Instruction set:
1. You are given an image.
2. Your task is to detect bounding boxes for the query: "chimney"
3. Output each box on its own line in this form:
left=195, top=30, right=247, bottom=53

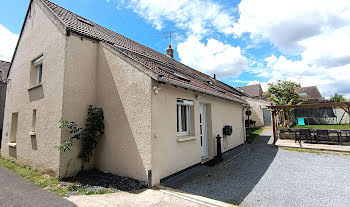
left=166, top=45, right=174, bottom=58
left=213, top=74, right=216, bottom=80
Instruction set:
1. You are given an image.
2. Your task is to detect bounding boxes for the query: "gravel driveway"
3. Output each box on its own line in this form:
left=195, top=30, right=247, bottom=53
left=179, top=128, right=350, bottom=207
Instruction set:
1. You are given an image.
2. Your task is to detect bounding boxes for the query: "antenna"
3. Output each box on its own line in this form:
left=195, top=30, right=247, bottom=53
left=157, top=30, right=184, bottom=47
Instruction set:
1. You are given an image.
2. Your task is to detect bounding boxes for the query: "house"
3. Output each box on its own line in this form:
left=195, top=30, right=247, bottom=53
left=295, top=86, right=324, bottom=102
left=1, top=0, right=248, bottom=186
left=0, top=60, right=10, bottom=147
left=237, top=84, right=263, bottom=99
left=236, top=84, right=272, bottom=127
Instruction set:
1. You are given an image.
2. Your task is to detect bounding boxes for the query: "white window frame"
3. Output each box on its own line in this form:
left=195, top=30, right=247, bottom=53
left=32, top=55, right=43, bottom=85
left=177, top=99, right=193, bottom=136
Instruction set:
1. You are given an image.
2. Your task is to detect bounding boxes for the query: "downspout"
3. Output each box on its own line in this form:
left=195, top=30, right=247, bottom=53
left=242, top=105, right=248, bottom=143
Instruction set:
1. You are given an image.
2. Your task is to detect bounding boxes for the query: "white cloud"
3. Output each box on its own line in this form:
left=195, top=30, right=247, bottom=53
left=126, top=0, right=235, bottom=36
left=263, top=54, right=350, bottom=98
left=177, top=36, right=247, bottom=78
left=234, top=0, right=350, bottom=97
left=0, top=24, right=18, bottom=61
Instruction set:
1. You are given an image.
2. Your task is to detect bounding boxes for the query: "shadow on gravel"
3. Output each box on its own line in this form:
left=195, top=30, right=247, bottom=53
left=175, top=135, right=278, bottom=204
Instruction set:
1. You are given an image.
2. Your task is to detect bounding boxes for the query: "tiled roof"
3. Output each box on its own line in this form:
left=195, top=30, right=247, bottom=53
left=236, top=84, right=262, bottom=99
left=295, top=86, right=324, bottom=100
left=40, top=0, right=247, bottom=104
left=0, top=60, right=10, bottom=83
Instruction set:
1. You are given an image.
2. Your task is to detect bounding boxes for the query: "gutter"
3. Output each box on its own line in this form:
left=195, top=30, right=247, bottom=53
left=158, top=76, right=248, bottom=106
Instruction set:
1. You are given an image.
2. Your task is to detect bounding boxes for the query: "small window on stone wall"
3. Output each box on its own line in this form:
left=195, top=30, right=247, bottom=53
left=10, top=112, right=18, bottom=143
left=31, top=109, right=36, bottom=133
left=30, top=55, right=44, bottom=87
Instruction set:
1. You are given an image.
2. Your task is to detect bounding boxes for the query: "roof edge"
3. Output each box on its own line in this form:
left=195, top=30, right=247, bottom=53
left=100, top=42, right=160, bottom=81
left=159, top=76, right=248, bottom=105
left=7, top=0, right=68, bottom=79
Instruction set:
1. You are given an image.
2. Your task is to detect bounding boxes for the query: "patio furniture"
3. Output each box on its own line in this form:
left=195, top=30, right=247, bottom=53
left=296, top=129, right=312, bottom=143
left=315, top=130, right=330, bottom=144
left=298, top=118, right=305, bottom=126
left=279, top=129, right=287, bottom=139
left=337, top=130, right=350, bottom=144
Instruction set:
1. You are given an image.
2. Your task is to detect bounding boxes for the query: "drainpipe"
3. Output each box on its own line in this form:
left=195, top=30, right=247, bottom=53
left=242, top=105, right=247, bottom=143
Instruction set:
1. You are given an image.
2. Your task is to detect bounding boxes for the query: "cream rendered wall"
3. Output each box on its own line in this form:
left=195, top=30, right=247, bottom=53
left=59, top=35, right=98, bottom=178
left=151, top=82, right=244, bottom=185
left=94, top=44, right=152, bottom=182
left=1, top=0, right=66, bottom=176
left=245, top=98, right=272, bottom=127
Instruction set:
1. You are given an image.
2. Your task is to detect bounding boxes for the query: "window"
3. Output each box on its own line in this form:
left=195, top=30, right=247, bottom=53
left=31, top=109, right=36, bottom=133
left=35, top=64, right=42, bottom=85
left=31, top=55, right=43, bottom=86
left=10, top=112, right=18, bottom=143
left=177, top=99, right=193, bottom=136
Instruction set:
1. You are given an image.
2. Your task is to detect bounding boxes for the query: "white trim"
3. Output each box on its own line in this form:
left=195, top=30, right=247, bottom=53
left=177, top=99, right=193, bottom=106
left=32, top=55, right=44, bottom=66
left=7, top=143, right=16, bottom=147
left=29, top=131, right=36, bottom=136
left=177, top=101, right=191, bottom=136
left=200, top=103, right=208, bottom=158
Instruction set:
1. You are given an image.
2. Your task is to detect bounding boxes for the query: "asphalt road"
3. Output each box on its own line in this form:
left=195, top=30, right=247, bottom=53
left=179, top=128, right=350, bottom=207
left=0, top=166, right=75, bottom=207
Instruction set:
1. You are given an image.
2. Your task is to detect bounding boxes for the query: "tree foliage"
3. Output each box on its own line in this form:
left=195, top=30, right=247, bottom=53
left=267, top=81, right=301, bottom=127
left=267, top=80, right=300, bottom=104
left=56, top=105, right=104, bottom=163
left=330, top=93, right=346, bottom=103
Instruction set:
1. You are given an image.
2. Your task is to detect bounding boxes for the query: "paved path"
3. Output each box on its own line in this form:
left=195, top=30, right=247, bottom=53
left=67, top=187, right=235, bottom=207
left=177, top=128, right=350, bottom=207
left=0, top=166, right=75, bottom=207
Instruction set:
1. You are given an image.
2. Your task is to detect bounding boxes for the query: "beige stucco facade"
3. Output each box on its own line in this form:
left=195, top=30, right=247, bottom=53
left=1, top=0, right=246, bottom=185
left=151, top=83, right=245, bottom=185
left=1, top=0, right=66, bottom=176
left=244, top=98, right=272, bottom=127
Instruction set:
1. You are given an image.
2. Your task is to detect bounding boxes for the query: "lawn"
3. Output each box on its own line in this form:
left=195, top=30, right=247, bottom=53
left=279, top=124, right=350, bottom=130
left=246, top=127, right=264, bottom=144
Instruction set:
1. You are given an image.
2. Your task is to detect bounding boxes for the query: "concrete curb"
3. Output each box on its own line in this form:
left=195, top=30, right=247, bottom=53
left=156, top=185, right=237, bottom=207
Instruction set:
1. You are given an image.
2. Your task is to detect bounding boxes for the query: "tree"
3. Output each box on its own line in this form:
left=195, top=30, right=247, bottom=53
left=330, top=93, right=346, bottom=103
left=267, top=80, right=301, bottom=127
left=267, top=80, right=300, bottom=104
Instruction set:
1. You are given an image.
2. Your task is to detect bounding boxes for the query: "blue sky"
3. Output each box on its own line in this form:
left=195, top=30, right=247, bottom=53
left=1, top=0, right=350, bottom=98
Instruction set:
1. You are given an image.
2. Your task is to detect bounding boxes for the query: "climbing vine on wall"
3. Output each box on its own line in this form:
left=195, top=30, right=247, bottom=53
left=56, top=105, right=104, bottom=163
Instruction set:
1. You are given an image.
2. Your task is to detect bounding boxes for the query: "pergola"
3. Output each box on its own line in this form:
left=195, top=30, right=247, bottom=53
left=267, top=102, right=350, bottom=144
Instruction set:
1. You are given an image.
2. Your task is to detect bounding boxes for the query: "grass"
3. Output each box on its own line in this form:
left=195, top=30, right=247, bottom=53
left=281, top=147, right=350, bottom=156
left=246, top=127, right=264, bottom=144
left=279, top=124, right=350, bottom=130
left=0, top=155, right=117, bottom=197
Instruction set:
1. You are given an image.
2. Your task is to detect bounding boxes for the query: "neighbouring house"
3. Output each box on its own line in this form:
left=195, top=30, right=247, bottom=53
left=237, top=84, right=273, bottom=127
left=293, top=86, right=347, bottom=125
left=0, top=60, right=10, bottom=147
left=1, top=0, right=249, bottom=186
left=237, top=84, right=263, bottom=99
left=295, top=86, right=324, bottom=102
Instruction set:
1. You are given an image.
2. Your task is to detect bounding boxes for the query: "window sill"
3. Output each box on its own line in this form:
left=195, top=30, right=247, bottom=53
left=177, top=136, right=197, bottom=142
left=29, top=131, right=36, bottom=136
left=28, top=83, right=43, bottom=91
left=7, top=142, right=17, bottom=148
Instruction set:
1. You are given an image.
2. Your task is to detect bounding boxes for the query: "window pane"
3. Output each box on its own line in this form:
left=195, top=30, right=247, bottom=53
left=181, top=105, right=187, bottom=132
left=176, top=105, right=179, bottom=132
left=36, top=64, right=42, bottom=84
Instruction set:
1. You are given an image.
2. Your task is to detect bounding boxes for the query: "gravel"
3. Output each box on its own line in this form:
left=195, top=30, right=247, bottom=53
left=179, top=129, right=350, bottom=207
left=60, top=169, right=147, bottom=197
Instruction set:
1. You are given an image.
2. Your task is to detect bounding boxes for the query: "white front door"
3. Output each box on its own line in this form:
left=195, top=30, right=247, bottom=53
left=200, top=103, right=208, bottom=158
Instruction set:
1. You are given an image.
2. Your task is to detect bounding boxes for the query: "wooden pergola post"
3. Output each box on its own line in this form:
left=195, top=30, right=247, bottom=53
left=272, top=110, right=277, bottom=144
